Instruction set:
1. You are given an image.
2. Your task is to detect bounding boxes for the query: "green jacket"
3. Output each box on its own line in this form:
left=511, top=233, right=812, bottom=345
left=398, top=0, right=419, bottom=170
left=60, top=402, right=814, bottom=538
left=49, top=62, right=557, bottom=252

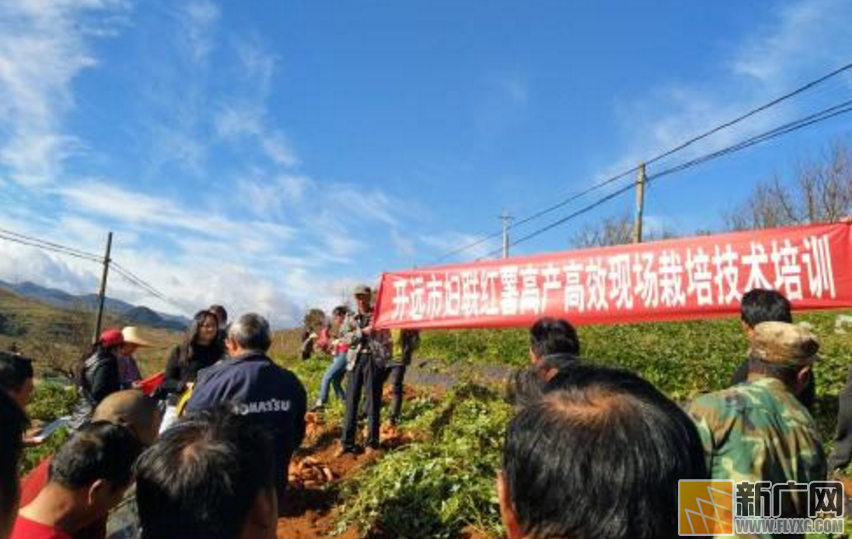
left=687, top=377, right=826, bottom=528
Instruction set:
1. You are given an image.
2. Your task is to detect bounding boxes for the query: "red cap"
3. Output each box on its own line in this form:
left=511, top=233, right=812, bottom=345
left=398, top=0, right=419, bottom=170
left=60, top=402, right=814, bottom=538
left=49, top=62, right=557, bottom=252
left=99, top=328, right=124, bottom=348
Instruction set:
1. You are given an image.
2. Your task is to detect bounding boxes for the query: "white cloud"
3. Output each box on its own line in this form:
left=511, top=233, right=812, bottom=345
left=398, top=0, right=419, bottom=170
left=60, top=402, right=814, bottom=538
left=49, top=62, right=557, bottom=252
left=180, top=0, right=220, bottom=63
left=605, top=0, right=852, bottom=192
left=0, top=241, right=99, bottom=293
left=730, top=0, right=852, bottom=88
left=0, top=0, right=126, bottom=185
left=237, top=174, right=313, bottom=218
left=326, top=185, right=398, bottom=227
left=0, top=2, right=426, bottom=326
left=214, top=106, right=299, bottom=167
left=211, top=38, right=300, bottom=168
left=260, top=132, right=299, bottom=167
left=235, top=40, right=277, bottom=97
left=278, top=174, right=310, bottom=202
left=54, top=180, right=295, bottom=254
left=215, top=105, right=263, bottom=138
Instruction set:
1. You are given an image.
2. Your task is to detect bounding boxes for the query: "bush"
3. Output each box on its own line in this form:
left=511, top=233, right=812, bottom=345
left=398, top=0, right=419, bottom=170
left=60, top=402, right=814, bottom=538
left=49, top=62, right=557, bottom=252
left=27, top=382, right=78, bottom=423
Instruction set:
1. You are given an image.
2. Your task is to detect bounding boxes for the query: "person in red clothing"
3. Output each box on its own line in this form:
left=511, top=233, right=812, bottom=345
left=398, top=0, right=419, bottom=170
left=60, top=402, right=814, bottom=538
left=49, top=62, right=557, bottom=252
left=11, top=422, right=142, bottom=539
left=19, top=390, right=160, bottom=539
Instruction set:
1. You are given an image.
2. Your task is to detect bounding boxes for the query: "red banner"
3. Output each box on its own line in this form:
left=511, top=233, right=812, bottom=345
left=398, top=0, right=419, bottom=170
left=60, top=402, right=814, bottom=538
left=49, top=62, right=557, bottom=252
left=373, top=223, right=852, bottom=329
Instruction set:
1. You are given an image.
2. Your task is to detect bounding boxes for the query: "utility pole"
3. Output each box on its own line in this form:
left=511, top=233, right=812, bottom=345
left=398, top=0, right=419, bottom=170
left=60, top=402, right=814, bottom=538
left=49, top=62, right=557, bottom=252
left=92, top=232, right=113, bottom=345
left=500, top=209, right=514, bottom=259
left=633, top=163, right=646, bottom=244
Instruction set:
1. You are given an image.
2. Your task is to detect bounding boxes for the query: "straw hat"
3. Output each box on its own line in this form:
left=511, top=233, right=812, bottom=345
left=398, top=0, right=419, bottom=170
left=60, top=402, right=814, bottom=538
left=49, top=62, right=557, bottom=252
left=121, top=327, right=153, bottom=347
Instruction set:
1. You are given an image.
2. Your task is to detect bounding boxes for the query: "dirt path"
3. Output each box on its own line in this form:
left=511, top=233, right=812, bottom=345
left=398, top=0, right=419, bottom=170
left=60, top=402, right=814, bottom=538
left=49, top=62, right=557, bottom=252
left=276, top=363, right=513, bottom=539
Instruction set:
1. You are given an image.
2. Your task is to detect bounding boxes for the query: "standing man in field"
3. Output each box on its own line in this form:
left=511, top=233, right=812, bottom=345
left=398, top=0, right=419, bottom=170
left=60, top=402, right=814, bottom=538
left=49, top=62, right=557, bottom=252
left=338, top=285, right=390, bottom=455
left=185, top=313, right=307, bottom=507
left=688, top=322, right=826, bottom=528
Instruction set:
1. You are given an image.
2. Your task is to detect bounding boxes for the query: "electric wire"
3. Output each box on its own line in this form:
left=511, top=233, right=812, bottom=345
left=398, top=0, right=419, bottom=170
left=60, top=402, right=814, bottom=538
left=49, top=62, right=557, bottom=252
left=431, top=60, right=852, bottom=264
left=479, top=96, right=852, bottom=257
left=0, top=227, right=181, bottom=309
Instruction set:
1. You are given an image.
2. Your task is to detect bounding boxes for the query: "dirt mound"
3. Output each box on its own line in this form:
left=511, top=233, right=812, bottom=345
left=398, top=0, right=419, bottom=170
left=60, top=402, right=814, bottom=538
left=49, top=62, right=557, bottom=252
left=278, top=413, right=416, bottom=539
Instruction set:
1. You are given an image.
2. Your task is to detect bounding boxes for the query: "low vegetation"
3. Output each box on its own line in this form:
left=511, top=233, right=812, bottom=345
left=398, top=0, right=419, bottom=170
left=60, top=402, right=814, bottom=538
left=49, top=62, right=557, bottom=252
left=18, top=303, right=852, bottom=538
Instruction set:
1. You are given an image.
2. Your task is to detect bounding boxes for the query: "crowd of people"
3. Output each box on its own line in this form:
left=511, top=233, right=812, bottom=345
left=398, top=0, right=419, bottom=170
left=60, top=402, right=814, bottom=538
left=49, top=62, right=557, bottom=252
left=0, top=286, right=850, bottom=539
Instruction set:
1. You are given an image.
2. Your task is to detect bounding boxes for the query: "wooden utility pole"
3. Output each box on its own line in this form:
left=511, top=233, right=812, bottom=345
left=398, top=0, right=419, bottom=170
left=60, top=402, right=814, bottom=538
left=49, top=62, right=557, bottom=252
left=633, top=164, right=646, bottom=244
left=501, top=210, right=513, bottom=259
left=92, top=232, right=113, bottom=345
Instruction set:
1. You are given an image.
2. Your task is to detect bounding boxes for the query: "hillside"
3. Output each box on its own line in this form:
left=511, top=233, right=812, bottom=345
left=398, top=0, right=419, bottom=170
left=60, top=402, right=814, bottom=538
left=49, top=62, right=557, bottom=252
left=0, top=288, right=180, bottom=378
left=0, top=279, right=189, bottom=330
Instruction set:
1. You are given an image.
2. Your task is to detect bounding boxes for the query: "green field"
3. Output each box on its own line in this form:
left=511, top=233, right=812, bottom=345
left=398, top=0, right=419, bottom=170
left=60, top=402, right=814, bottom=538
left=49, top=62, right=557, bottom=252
left=14, top=288, right=852, bottom=538
left=278, top=310, right=852, bottom=538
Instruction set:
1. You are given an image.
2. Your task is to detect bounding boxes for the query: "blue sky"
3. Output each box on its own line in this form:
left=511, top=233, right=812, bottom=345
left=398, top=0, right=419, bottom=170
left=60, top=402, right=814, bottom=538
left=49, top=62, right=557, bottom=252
left=0, top=0, right=851, bottom=325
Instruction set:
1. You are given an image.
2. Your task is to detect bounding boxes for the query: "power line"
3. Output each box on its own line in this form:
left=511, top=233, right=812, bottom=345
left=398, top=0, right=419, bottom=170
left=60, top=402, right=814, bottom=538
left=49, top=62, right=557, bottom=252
left=0, top=228, right=102, bottom=262
left=0, top=226, right=181, bottom=310
left=481, top=183, right=636, bottom=258
left=482, top=96, right=852, bottom=257
left=0, top=231, right=102, bottom=263
left=431, top=59, right=852, bottom=264
left=111, top=262, right=174, bottom=305
left=648, top=98, right=852, bottom=182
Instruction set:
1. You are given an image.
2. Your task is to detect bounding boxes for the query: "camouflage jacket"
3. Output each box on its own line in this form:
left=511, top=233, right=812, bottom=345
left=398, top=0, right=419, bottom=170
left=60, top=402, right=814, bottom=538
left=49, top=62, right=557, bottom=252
left=339, top=310, right=391, bottom=371
left=688, top=377, right=826, bottom=524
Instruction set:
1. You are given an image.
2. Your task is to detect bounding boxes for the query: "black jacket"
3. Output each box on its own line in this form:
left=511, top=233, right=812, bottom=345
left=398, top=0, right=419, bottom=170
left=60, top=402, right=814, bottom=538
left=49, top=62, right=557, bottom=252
left=159, top=342, right=224, bottom=398
left=829, top=367, right=852, bottom=471
left=80, top=348, right=120, bottom=405
left=185, top=352, right=307, bottom=494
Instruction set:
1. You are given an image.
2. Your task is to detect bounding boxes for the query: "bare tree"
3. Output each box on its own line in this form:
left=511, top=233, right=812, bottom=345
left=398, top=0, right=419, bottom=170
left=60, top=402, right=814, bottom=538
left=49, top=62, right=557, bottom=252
left=34, top=311, right=92, bottom=380
left=571, top=211, right=678, bottom=248
left=571, top=212, right=635, bottom=248
left=724, top=140, right=852, bottom=230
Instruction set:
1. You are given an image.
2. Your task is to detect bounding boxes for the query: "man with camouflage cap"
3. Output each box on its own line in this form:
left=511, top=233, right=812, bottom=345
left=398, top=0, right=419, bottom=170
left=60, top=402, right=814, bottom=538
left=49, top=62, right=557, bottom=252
left=688, top=321, right=826, bottom=529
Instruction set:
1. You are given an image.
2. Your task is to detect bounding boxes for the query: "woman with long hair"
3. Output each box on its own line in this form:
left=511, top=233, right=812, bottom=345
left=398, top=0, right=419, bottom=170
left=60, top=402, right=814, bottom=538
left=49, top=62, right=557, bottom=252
left=157, top=310, right=224, bottom=403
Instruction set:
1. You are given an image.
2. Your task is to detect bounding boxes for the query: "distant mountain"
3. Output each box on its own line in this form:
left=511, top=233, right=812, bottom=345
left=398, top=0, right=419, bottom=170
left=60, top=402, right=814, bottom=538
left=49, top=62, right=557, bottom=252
left=0, top=280, right=189, bottom=331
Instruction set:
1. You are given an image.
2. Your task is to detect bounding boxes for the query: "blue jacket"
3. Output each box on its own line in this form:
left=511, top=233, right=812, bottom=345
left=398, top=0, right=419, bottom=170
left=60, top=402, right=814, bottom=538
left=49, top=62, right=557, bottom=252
left=185, top=352, right=307, bottom=493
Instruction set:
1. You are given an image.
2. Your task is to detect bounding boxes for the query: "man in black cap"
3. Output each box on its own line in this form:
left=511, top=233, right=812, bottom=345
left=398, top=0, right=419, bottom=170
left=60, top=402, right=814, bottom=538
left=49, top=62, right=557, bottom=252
left=337, top=285, right=390, bottom=456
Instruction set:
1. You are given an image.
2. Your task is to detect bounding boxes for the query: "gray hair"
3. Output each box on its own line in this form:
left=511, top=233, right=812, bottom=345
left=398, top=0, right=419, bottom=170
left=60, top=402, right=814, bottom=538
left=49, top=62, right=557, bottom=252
left=227, top=313, right=272, bottom=352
